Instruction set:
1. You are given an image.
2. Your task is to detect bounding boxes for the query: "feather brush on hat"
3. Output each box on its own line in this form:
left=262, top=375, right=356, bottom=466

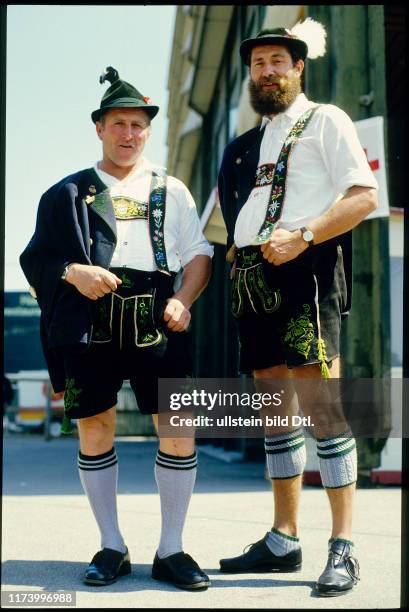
left=291, top=17, right=327, bottom=59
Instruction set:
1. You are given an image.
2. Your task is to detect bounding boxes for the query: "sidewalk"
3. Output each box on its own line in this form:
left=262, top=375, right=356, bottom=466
left=2, top=435, right=401, bottom=608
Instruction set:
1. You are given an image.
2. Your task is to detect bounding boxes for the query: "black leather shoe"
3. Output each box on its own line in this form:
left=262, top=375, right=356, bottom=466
left=316, top=539, right=360, bottom=596
left=219, top=533, right=302, bottom=573
left=152, top=552, right=211, bottom=590
left=84, top=547, right=131, bottom=586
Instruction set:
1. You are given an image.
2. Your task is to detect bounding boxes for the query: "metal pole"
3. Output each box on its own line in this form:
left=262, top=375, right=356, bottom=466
left=44, top=381, right=52, bottom=441
left=401, top=189, right=408, bottom=608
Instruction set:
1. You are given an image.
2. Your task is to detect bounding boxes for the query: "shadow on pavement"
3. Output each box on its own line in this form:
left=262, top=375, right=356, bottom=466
left=1, top=559, right=316, bottom=593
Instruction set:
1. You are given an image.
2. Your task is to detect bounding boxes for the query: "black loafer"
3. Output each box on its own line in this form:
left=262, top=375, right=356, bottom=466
left=84, top=547, right=131, bottom=586
left=316, top=539, right=360, bottom=596
left=219, top=532, right=302, bottom=573
left=152, top=552, right=211, bottom=590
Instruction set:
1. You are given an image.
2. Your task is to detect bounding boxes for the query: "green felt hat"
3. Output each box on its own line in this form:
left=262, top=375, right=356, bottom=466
left=240, top=28, right=308, bottom=65
left=91, top=66, right=159, bottom=124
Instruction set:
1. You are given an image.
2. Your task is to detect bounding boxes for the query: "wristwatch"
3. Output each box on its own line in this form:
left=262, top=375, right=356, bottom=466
left=300, top=226, right=314, bottom=247
left=61, top=263, right=73, bottom=282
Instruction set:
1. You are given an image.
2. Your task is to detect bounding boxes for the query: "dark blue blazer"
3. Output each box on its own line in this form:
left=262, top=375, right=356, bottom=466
left=20, top=168, right=118, bottom=391
left=217, top=125, right=353, bottom=315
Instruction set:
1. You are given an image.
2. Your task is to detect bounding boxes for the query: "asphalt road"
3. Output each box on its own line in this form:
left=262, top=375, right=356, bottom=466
left=2, top=434, right=402, bottom=608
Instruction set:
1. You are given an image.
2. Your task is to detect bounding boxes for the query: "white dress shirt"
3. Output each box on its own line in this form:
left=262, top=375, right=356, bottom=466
left=234, top=93, right=378, bottom=248
left=94, top=158, right=213, bottom=272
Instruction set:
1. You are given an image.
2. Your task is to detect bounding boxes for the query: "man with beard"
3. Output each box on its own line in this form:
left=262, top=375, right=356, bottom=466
left=217, top=23, right=378, bottom=596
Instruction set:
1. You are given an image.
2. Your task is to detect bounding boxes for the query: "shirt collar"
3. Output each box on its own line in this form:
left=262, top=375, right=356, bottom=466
left=94, top=157, right=150, bottom=185
left=260, top=93, right=311, bottom=130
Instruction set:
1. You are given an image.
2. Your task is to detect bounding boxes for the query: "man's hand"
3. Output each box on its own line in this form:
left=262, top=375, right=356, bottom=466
left=163, top=297, right=191, bottom=332
left=260, top=228, right=307, bottom=265
left=161, top=254, right=211, bottom=331
left=52, top=391, right=65, bottom=401
left=65, top=264, right=122, bottom=300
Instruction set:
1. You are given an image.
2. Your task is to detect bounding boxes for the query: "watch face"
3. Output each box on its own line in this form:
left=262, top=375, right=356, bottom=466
left=303, top=230, right=314, bottom=242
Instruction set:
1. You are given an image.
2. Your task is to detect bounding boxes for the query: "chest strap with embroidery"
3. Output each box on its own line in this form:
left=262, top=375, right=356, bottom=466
left=254, top=105, right=320, bottom=245
left=112, top=197, right=148, bottom=220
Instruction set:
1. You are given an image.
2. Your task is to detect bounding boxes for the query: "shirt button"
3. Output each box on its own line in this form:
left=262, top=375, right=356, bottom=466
left=124, top=242, right=128, bottom=246
left=234, top=191, right=239, bottom=199
left=235, top=157, right=241, bottom=164
left=89, top=238, right=93, bottom=245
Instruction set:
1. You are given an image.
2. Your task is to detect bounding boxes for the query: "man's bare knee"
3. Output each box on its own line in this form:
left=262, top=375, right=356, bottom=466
left=78, top=406, right=116, bottom=454
left=158, top=437, right=195, bottom=457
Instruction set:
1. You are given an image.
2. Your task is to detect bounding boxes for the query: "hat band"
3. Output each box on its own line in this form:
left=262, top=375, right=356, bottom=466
left=102, top=97, right=149, bottom=108
left=258, top=33, right=295, bottom=40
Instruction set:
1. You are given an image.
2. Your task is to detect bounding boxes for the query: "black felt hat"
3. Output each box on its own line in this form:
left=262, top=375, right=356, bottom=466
left=91, top=66, right=159, bottom=124
left=240, top=28, right=308, bottom=65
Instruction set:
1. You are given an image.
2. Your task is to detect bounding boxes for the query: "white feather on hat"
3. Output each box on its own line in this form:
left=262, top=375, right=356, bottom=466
left=291, top=17, right=327, bottom=59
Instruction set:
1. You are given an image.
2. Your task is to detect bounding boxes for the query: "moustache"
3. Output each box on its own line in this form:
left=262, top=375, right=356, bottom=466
left=257, top=77, right=287, bottom=88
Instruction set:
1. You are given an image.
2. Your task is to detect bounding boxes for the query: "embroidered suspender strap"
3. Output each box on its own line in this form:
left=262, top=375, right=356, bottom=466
left=253, top=105, right=320, bottom=245
left=148, top=169, right=171, bottom=275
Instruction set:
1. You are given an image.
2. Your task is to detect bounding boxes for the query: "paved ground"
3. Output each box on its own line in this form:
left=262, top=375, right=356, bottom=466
left=2, top=434, right=402, bottom=608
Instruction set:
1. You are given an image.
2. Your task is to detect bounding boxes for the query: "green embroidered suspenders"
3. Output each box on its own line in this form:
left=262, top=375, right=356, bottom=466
left=254, top=106, right=319, bottom=244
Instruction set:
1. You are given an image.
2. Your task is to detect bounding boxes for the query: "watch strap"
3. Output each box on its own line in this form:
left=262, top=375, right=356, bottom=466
left=61, top=263, right=73, bottom=281
left=300, top=226, right=314, bottom=246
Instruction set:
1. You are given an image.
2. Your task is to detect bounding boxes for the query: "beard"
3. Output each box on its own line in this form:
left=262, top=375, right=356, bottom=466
left=249, top=73, right=302, bottom=116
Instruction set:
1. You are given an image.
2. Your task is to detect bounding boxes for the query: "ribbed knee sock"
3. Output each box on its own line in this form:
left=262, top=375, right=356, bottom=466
left=154, top=450, right=197, bottom=559
left=78, top=447, right=126, bottom=553
left=265, top=428, right=306, bottom=479
left=317, top=431, right=357, bottom=488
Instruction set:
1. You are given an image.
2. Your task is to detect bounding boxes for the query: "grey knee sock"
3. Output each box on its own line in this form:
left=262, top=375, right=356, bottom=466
left=265, top=528, right=301, bottom=556
left=154, top=450, right=197, bottom=559
left=317, top=431, right=357, bottom=488
left=78, top=447, right=126, bottom=553
left=265, top=428, right=306, bottom=479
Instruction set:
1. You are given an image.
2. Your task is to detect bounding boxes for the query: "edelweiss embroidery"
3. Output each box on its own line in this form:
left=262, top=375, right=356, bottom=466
left=149, top=172, right=169, bottom=274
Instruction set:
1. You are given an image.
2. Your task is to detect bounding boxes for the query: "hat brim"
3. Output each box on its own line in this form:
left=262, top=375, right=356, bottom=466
left=240, top=35, right=307, bottom=65
left=91, top=101, right=159, bottom=124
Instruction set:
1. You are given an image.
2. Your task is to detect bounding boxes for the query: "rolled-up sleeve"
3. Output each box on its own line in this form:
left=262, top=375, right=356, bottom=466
left=319, top=105, right=379, bottom=195
left=174, top=181, right=214, bottom=267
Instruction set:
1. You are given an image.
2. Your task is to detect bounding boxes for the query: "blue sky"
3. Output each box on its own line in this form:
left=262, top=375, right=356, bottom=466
left=6, top=5, right=176, bottom=290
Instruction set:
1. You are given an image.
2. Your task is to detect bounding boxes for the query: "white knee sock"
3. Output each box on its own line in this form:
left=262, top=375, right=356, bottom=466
left=154, top=450, right=197, bottom=559
left=78, top=447, right=126, bottom=553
